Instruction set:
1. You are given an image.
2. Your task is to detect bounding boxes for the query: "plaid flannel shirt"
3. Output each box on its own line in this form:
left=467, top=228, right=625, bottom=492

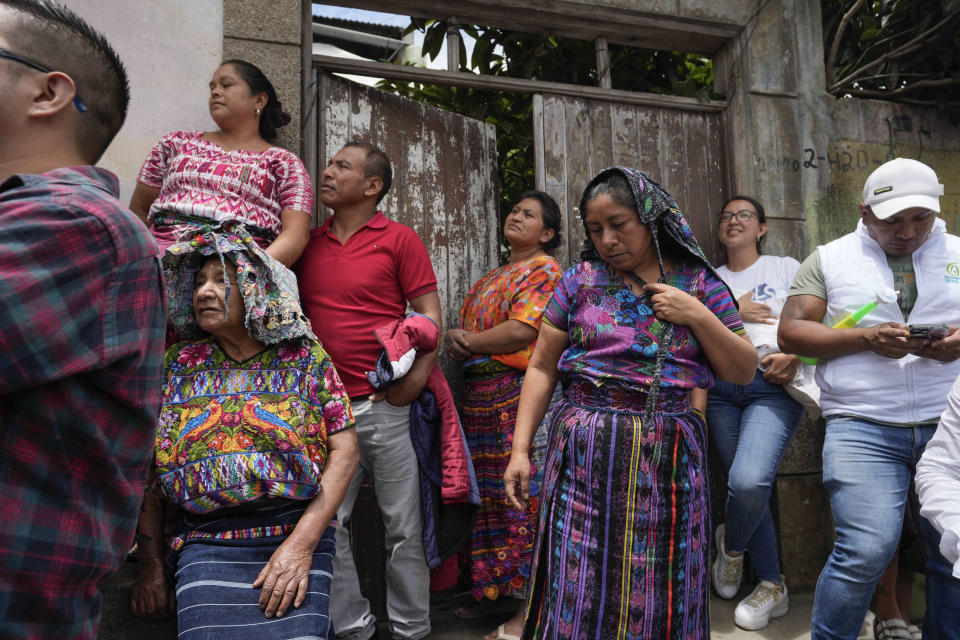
left=0, top=167, right=166, bottom=639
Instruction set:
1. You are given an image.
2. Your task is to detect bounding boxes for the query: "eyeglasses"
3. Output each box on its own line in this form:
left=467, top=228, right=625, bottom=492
left=0, top=47, right=88, bottom=112
left=718, top=209, right=757, bottom=223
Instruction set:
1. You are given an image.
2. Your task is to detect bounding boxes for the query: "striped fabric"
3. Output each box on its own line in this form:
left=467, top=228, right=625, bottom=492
left=460, top=362, right=540, bottom=601
left=175, top=513, right=336, bottom=640
left=523, top=382, right=709, bottom=640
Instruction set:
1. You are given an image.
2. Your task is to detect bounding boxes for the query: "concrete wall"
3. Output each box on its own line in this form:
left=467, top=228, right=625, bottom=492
left=66, top=0, right=222, bottom=205
left=814, top=99, right=960, bottom=246
left=715, top=0, right=835, bottom=262
left=558, top=0, right=757, bottom=25
left=223, top=0, right=305, bottom=154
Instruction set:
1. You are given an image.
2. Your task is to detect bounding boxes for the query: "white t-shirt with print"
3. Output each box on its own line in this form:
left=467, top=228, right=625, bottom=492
left=717, top=254, right=801, bottom=360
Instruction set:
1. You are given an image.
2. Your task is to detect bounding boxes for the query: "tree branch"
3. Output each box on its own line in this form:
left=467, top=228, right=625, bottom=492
left=830, top=42, right=922, bottom=92
left=838, top=22, right=925, bottom=77
left=841, top=90, right=959, bottom=106
left=891, top=77, right=958, bottom=94
left=829, top=13, right=955, bottom=93
left=853, top=72, right=927, bottom=84
left=825, top=0, right=866, bottom=88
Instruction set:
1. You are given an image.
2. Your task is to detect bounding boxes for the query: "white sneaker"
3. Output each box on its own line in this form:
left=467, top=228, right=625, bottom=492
left=711, top=524, right=742, bottom=599
left=734, top=579, right=789, bottom=631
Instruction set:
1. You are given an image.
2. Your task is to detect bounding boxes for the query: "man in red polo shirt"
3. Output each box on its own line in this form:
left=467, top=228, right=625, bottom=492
left=297, top=141, right=441, bottom=640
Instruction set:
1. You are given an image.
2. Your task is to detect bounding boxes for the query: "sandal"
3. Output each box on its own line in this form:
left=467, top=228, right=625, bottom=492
left=907, top=624, right=922, bottom=640
left=874, top=618, right=912, bottom=640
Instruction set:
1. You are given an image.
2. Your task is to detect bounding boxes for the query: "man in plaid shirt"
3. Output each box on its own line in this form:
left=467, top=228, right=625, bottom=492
left=0, top=1, right=166, bottom=638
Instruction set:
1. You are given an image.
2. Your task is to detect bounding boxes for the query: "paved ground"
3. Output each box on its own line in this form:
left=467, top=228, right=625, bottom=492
left=423, top=587, right=876, bottom=640
left=99, top=561, right=878, bottom=639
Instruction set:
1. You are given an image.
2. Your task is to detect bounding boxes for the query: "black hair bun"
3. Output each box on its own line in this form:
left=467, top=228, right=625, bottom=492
left=271, top=103, right=291, bottom=128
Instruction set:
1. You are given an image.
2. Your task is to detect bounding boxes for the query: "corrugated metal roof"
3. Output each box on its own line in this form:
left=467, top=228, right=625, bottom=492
left=312, top=15, right=404, bottom=40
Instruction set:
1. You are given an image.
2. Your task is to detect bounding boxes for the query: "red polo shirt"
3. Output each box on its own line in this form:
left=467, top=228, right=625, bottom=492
left=297, top=211, right=438, bottom=397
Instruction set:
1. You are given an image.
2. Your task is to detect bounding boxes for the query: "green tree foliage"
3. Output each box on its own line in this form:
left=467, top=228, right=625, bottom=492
left=822, top=0, right=960, bottom=108
left=378, top=20, right=714, bottom=229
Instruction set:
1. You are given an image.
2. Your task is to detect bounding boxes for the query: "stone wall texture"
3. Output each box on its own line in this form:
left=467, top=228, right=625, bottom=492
left=223, top=0, right=304, bottom=153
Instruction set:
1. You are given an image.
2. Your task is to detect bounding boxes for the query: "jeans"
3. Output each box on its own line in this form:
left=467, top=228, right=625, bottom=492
left=811, top=416, right=960, bottom=640
left=329, top=399, right=430, bottom=640
left=708, top=370, right=804, bottom=582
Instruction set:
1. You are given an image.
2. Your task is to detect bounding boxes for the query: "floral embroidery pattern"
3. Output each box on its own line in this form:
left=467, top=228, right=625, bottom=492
left=459, top=255, right=562, bottom=370
left=155, top=338, right=353, bottom=513
left=543, top=260, right=745, bottom=391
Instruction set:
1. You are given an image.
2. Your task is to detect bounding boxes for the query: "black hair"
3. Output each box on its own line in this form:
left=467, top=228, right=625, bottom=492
left=518, top=190, right=562, bottom=251
left=344, top=141, right=393, bottom=204
left=581, top=171, right=685, bottom=265
left=1, top=0, right=129, bottom=162
left=719, top=194, right=767, bottom=254
left=222, top=59, right=289, bottom=143
left=581, top=170, right=635, bottom=215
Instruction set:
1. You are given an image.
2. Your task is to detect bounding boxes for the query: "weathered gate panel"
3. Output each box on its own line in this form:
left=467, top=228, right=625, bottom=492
left=318, top=71, right=500, bottom=340
left=316, top=70, right=499, bottom=619
left=536, top=93, right=728, bottom=267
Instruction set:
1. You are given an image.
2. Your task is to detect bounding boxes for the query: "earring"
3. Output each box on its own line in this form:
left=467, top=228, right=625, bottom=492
left=255, top=107, right=262, bottom=117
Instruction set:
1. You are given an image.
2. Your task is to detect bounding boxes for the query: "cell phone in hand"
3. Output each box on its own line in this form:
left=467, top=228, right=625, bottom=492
left=908, top=324, right=949, bottom=340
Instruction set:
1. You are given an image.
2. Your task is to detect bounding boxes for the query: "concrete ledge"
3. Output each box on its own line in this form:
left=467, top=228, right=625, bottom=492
left=775, top=474, right=834, bottom=590
left=224, top=0, right=301, bottom=45
left=779, top=413, right=825, bottom=475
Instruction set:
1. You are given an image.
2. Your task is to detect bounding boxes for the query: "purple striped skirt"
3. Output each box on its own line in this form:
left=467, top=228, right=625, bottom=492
left=522, top=380, right=710, bottom=640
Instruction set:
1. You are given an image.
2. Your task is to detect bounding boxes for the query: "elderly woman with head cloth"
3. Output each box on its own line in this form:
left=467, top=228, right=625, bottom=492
left=129, top=230, right=358, bottom=639
left=504, top=167, right=756, bottom=639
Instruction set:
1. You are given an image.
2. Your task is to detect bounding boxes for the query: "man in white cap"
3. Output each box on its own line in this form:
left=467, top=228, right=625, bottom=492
left=779, top=158, right=960, bottom=639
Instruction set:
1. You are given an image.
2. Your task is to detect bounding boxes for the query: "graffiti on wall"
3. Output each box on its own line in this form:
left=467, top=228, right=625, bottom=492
left=795, top=141, right=960, bottom=247
left=753, top=147, right=871, bottom=174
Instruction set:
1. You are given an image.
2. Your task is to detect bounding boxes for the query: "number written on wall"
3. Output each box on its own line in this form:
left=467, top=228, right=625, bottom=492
left=755, top=147, right=875, bottom=173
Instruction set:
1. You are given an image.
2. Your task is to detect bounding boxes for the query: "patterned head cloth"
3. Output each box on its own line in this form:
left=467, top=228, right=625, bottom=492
left=577, top=166, right=729, bottom=424
left=577, top=166, right=716, bottom=277
left=162, top=223, right=316, bottom=345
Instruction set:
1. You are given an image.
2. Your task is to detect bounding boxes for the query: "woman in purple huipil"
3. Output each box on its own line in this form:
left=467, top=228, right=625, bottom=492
left=504, top=167, right=756, bottom=639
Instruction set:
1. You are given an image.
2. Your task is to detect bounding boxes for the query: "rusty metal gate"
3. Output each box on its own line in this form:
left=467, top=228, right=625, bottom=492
left=534, top=93, right=728, bottom=266
left=314, top=69, right=499, bottom=617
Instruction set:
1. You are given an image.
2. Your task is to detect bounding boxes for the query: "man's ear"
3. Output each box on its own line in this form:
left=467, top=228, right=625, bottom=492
left=858, top=202, right=870, bottom=222
left=26, top=72, right=78, bottom=119
left=364, top=176, right=383, bottom=200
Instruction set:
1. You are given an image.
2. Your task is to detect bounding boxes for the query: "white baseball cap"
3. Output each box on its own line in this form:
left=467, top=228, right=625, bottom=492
left=863, top=158, right=943, bottom=220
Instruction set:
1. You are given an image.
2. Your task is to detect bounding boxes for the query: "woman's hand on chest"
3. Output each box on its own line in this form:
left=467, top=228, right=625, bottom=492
left=643, top=282, right=709, bottom=328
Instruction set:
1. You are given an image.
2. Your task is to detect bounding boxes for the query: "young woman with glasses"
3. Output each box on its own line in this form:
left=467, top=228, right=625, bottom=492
left=707, top=195, right=806, bottom=631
